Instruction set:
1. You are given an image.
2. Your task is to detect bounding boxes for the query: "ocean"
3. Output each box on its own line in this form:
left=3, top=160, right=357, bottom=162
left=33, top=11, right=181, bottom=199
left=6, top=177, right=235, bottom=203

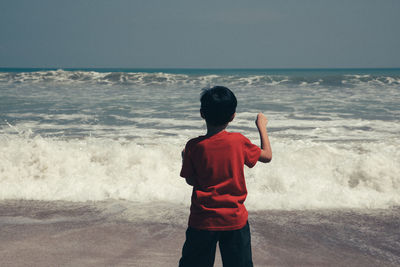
left=0, top=68, right=399, bottom=266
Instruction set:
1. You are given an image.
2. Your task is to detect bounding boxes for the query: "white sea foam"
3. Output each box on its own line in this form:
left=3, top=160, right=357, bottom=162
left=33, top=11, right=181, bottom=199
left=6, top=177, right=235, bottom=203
left=0, top=135, right=187, bottom=203
left=1, top=134, right=399, bottom=210
left=246, top=140, right=400, bottom=210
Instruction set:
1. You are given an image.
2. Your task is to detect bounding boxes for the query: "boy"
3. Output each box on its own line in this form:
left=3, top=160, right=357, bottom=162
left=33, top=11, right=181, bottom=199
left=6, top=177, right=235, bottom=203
left=179, top=86, right=272, bottom=267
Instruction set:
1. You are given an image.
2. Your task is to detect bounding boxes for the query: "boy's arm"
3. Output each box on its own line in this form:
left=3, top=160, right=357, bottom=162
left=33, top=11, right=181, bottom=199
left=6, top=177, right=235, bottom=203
left=181, top=148, right=197, bottom=186
left=256, top=113, right=272, bottom=163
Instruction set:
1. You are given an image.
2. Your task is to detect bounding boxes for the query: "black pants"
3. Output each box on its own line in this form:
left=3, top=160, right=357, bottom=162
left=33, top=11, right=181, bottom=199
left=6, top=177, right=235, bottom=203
left=179, top=221, right=253, bottom=267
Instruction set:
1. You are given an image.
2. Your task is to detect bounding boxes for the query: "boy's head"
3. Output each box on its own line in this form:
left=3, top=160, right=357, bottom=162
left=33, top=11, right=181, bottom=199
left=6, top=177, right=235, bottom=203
left=200, top=86, right=237, bottom=126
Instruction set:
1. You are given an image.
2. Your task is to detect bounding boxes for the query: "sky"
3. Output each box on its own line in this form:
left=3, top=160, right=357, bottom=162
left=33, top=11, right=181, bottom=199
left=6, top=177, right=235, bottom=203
left=0, top=0, right=399, bottom=69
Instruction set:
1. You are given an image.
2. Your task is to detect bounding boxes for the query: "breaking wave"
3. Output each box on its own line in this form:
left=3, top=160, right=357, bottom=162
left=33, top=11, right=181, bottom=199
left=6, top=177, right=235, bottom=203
left=1, top=69, right=400, bottom=88
left=1, top=134, right=399, bottom=210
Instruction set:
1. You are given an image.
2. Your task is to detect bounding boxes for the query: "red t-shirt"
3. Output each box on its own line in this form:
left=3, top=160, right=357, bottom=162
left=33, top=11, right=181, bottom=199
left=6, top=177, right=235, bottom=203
left=180, top=130, right=261, bottom=231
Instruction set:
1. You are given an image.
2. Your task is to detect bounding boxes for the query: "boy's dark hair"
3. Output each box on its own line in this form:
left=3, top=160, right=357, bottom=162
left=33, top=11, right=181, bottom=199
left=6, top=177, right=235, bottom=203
left=200, top=86, right=237, bottom=126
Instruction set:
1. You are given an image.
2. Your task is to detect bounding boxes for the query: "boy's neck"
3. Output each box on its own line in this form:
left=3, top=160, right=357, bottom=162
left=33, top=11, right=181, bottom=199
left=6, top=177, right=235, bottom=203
left=206, top=123, right=228, bottom=137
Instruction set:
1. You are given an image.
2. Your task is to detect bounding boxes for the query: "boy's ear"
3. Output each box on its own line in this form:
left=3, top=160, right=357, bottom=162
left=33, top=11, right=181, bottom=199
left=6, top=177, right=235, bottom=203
left=200, top=109, right=205, bottom=119
left=229, top=113, right=236, bottom=122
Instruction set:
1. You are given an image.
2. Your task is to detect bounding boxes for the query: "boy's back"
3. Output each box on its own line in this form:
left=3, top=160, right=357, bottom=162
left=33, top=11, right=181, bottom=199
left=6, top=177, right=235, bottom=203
left=181, top=130, right=261, bottom=231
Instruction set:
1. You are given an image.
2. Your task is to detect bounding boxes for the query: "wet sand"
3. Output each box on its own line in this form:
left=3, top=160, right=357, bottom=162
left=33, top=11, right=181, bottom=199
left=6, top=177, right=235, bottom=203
left=0, top=200, right=399, bottom=267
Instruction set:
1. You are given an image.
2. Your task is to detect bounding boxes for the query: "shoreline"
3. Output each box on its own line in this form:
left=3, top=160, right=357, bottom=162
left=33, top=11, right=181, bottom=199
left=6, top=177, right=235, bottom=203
left=0, top=200, right=399, bottom=267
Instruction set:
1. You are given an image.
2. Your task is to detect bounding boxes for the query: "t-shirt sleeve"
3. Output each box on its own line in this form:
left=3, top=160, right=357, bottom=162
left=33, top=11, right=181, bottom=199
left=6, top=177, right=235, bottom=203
left=180, top=141, right=195, bottom=178
left=243, top=136, right=261, bottom=168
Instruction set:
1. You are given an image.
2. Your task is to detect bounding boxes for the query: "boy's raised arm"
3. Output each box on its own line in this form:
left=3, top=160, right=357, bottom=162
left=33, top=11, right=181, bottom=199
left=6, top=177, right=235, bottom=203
left=256, top=113, right=272, bottom=163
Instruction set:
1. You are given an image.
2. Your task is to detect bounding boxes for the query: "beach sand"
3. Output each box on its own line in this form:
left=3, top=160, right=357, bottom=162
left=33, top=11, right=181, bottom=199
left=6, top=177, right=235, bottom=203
left=0, top=200, right=399, bottom=267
